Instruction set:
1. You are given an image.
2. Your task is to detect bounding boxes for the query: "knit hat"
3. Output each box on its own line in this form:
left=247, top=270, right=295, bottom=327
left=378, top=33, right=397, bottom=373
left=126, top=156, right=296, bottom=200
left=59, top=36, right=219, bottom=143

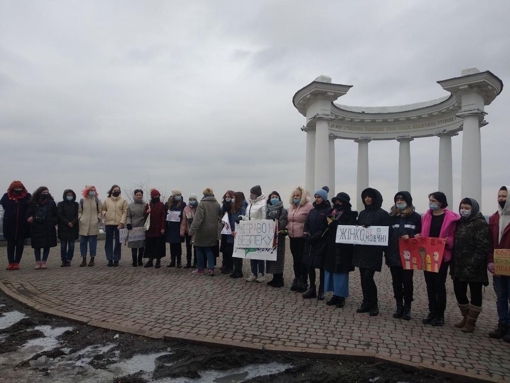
left=332, top=192, right=351, bottom=207
left=250, top=185, right=262, bottom=197
left=314, top=189, right=328, bottom=201
left=203, top=187, right=214, bottom=196
left=189, top=193, right=198, bottom=200
left=322, top=186, right=330, bottom=193
left=394, top=191, right=413, bottom=206
left=171, top=188, right=182, bottom=196
left=150, top=189, right=160, bottom=198
left=429, top=191, right=448, bottom=208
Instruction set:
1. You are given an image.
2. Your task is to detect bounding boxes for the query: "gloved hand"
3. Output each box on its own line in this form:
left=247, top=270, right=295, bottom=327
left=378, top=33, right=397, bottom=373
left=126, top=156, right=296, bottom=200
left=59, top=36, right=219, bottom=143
left=235, top=215, right=245, bottom=224
left=127, top=224, right=133, bottom=231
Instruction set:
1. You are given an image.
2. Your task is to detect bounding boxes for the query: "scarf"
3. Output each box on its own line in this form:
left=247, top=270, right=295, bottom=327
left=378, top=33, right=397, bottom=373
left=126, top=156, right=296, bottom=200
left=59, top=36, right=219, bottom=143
left=267, top=201, right=283, bottom=219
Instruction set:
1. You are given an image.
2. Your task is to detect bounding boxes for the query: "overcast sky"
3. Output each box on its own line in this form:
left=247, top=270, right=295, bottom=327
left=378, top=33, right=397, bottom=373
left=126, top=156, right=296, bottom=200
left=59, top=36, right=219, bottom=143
left=1, top=0, right=509, bottom=213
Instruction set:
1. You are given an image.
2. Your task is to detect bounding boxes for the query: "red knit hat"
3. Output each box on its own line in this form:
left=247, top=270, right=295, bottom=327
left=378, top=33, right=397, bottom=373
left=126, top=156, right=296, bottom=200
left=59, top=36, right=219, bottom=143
left=150, top=189, right=160, bottom=198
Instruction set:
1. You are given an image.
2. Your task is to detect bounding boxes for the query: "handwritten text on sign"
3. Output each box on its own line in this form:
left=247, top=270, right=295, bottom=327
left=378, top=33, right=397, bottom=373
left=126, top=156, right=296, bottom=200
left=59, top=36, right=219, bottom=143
left=233, top=219, right=277, bottom=261
left=335, top=225, right=389, bottom=246
left=119, top=227, right=146, bottom=244
left=494, top=249, right=510, bottom=276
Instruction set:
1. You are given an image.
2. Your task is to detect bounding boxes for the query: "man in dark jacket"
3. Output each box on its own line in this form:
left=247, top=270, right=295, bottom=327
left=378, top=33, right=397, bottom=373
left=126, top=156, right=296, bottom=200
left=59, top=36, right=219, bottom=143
left=57, top=189, right=79, bottom=267
left=352, top=187, right=390, bottom=316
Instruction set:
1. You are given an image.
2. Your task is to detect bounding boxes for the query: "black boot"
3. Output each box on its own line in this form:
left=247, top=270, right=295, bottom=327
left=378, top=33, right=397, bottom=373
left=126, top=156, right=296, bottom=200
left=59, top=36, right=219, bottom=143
left=290, top=278, right=298, bottom=292
left=138, top=250, right=144, bottom=266
left=184, top=254, right=192, bottom=269
left=336, top=297, right=346, bottom=308
left=356, top=301, right=370, bottom=313
left=489, top=322, right=509, bottom=339
left=431, top=311, right=445, bottom=326
left=144, top=259, right=154, bottom=268
left=302, top=285, right=316, bottom=299
left=422, top=310, right=435, bottom=324
left=402, top=303, right=412, bottom=321
left=296, top=277, right=308, bottom=293
left=176, top=255, right=182, bottom=268
left=107, top=260, right=113, bottom=267
left=369, top=302, right=379, bottom=316
left=155, top=259, right=161, bottom=269
left=168, top=255, right=176, bottom=267
left=326, top=295, right=341, bottom=306
left=132, top=253, right=138, bottom=267
left=393, top=302, right=403, bottom=318
left=268, top=274, right=284, bottom=288
left=317, top=288, right=325, bottom=301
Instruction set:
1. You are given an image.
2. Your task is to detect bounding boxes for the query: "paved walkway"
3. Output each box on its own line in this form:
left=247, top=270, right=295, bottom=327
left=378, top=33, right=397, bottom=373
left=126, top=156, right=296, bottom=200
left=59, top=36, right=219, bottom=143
left=0, top=240, right=508, bottom=382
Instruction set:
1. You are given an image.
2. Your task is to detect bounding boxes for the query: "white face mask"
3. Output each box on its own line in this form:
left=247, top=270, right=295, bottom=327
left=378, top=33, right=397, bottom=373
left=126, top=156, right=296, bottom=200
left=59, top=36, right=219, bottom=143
left=460, top=209, right=471, bottom=218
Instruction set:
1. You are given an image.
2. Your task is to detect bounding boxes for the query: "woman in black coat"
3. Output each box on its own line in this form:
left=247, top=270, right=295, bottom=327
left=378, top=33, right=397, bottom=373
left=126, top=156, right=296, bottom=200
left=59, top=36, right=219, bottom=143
left=352, top=187, right=390, bottom=316
left=302, top=189, right=331, bottom=300
left=57, top=189, right=79, bottom=267
left=324, top=192, right=358, bottom=308
left=27, top=186, right=58, bottom=270
left=1, top=180, right=31, bottom=270
left=385, top=191, right=421, bottom=320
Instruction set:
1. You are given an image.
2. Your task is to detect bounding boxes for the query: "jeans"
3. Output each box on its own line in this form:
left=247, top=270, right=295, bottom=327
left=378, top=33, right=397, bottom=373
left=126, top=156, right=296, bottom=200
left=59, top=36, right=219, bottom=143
left=60, top=240, right=75, bottom=261
left=80, top=235, right=97, bottom=257
left=7, top=239, right=25, bottom=263
left=290, top=237, right=308, bottom=281
left=359, top=268, right=378, bottom=305
left=105, top=225, right=121, bottom=261
left=424, top=261, right=449, bottom=315
left=390, top=266, right=414, bottom=304
left=453, top=279, right=483, bottom=307
left=493, top=275, right=510, bottom=324
left=196, top=246, right=215, bottom=270
left=250, top=259, right=265, bottom=276
left=34, top=248, right=50, bottom=262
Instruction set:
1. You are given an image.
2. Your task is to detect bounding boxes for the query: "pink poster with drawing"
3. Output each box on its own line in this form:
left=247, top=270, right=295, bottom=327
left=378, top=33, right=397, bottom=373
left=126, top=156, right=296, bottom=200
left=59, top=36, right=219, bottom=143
left=399, top=237, right=446, bottom=272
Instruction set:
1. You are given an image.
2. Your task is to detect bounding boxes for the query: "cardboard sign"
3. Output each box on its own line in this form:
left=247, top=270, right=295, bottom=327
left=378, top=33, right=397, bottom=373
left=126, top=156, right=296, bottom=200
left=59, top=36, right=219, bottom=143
left=166, top=210, right=181, bottom=222
left=220, top=213, right=232, bottom=235
left=399, top=237, right=446, bottom=272
left=335, top=225, right=389, bottom=246
left=494, top=249, right=510, bottom=276
left=233, top=219, right=277, bottom=261
left=119, top=227, right=146, bottom=244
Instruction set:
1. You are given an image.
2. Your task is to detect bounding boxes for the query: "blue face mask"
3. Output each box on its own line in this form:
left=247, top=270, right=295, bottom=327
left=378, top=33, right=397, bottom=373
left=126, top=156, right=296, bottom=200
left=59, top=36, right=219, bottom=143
left=231, top=198, right=235, bottom=203
left=270, top=198, right=280, bottom=205
left=189, top=200, right=197, bottom=206
left=66, top=196, right=73, bottom=201
left=89, top=191, right=95, bottom=197
left=396, top=203, right=407, bottom=210
left=174, top=196, right=182, bottom=201
left=225, top=198, right=232, bottom=203
left=293, top=198, right=300, bottom=205
left=429, top=203, right=439, bottom=210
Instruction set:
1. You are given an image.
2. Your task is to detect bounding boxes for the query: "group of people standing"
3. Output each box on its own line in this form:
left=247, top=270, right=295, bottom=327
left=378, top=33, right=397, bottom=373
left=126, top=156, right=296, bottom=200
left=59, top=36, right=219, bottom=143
left=2, top=180, right=510, bottom=340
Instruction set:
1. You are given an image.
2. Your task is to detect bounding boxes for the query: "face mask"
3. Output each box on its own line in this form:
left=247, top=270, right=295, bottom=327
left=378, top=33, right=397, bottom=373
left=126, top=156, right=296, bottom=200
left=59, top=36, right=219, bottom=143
left=225, top=198, right=232, bottom=203
left=250, top=194, right=257, bottom=201
left=112, top=191, right=120, bottom=197
left=89, top=191, right=95, bottom=197
left=293, top=198, right=300, bottom=205
left=151, top=197, right=160, bottom=202
left=13, top=189, right=22, bottom=195
left=396, top=203, right=407, bottom=210
left=231, top=198, right=235, bottom=203
left=41, top=194, right=49, bottom=200
left=460, top=209, right=471, bottom=218
left=500, top=200, right=506, bottom=209
left=429, top=203, right=439, bottom=210
left=174, top=196, right=181, bottom=201
left=66, top=196, right=73, bottom=201
left=270, top=198, right=279, bottom=205
left=189, top=200, right=197, bottom=206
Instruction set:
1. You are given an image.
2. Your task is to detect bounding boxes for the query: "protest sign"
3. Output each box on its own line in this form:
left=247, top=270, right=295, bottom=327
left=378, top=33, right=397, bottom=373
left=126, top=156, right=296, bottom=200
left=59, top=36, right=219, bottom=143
left=220, top=213, right=232, bottom=235
left=335, top=225, right=389, bottom=246
left=399, top=237, right=445, bottom=272
left=119, top=227, right=146, bottom=244
left=233, top=219, right=277, bottom=261
left=166, top=210, right=181, bottom=222
left=494, top=249, right=510, bottom=276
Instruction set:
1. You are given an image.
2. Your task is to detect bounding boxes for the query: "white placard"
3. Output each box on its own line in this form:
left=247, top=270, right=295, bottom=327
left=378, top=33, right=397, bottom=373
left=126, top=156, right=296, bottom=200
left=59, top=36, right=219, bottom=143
left=335, top=225, right=389, bottom=246
left=233, top=219, right=277, bottom=261
left=220, top=212, right=232, bottom=235
left=166, top=210, right=181, bottom=222
left=119, top=227, right=146, bottom=243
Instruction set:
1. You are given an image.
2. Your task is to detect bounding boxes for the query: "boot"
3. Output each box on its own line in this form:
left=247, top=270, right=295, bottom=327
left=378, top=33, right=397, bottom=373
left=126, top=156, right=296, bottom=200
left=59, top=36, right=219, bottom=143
left=489, top=322, right=508, bottom=339
left=503, top=333, right=510, bottom=343
left=34, top=261, right=41, bottom=270
left=290, top=278, right=298, bottom=292
left=79, top=257, right=87, bottom=267
left=461, top=304, right=482, bottom=333
left=317, top=288, right=325, bottom=301
left=144, top=259, right=154, bottom=268
left=369, top=302, right=379, bottom=316
left=296, top=277, right=308, bottom=293
left=138, top=253, right=144, bottom=266
left=302, top=285, right=316, bottom=299
left=132, top=254, right=138, bottom=267
left=326, top=295, right=341, bottom=306
left=87, top=257, right=95, bottom=267
left=168, top=255, right=176, bottom=267
left=393, top=302, right=403, bottom=319
left=422, top=310, right=435, bottom=324
left=155, top=259, right=161, bottom=269
left=431, top=311, right=445, bottom=327
left=336, top=297, right=346, bottom=308
left=402, top=303, right=412, bottom=321
left=454, top=303, right=470, bottom=328
left=184, top=255, right=192, bottom=269
left=356, top=301, right=370, bottom=313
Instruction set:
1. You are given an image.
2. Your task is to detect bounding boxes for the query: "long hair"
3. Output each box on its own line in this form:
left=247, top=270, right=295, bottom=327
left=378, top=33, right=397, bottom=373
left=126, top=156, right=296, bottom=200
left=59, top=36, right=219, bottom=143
left=167, top=195, right=183, bottom=209
left=30, top=186, right=51, bottom=204
left=107, top=184, right=121, bottom=198
left=390, top=205, right=413, bottom=217
left=231, top=191, right=246, bottom=214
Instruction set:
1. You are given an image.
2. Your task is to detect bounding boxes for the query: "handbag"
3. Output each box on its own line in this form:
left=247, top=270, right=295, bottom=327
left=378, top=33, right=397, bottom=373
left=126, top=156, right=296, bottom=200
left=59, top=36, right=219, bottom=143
left=143, top=214, right=151, bottom=231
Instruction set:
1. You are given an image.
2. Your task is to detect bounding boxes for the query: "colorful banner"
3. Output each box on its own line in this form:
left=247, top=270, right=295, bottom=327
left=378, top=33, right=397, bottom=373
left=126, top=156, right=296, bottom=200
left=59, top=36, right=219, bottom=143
left=335, top=225, right=389, bottom=246
left=494, top=249, right=510, bottom=276
left=233, top=219, right=277, bottom=261
left=119, top=227, right=146, bottom=244
left=399, top=237, right=446, bottom=272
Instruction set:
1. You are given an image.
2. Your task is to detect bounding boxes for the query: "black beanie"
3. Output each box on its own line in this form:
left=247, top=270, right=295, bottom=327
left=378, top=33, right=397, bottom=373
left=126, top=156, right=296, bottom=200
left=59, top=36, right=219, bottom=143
left=429, top=191, right=448, bottom=208
left=394, top=191, right=413, bottom=206
left=250, top=185, right=262, bottom=197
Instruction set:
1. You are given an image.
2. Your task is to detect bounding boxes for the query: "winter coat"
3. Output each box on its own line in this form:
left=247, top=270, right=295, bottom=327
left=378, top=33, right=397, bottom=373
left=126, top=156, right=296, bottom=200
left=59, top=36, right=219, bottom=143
left=145, top=200, right=166, bottom=238
left=57, top=189, right=79, bottom=241
left=189, top=196, right=221, bottom=247
left=78, top=196, right=102, bottom=236
left=385, top=211, right=422, bottom=267
left=126, top=200, right=146, bottom=248
left=286, top=190, right=313, bottom=238
left=1, top=192, right=31, bottom=241
left=352, top=188, right=390, bottom=272
left=180, top=204, right=197, bottom=237
left=165, top=201, right=186, bottom=243
left=419, top=208, right=459, bottom=263
left=227, top=201, right=248, bottom=244
left=451, top=205, right=491, bottom=285
left=27, top=197, right=57, bottom=249
left=266, top=204, right=289, bottom=275
left=488, top=192, right=510, bottom=263
left=302, top=200, right=331, bottom=268
left=324, top=210, right=358, bottom=274
left=102, top=196, right=128, bottom=226
left=245, top=195, right=267, bottom=220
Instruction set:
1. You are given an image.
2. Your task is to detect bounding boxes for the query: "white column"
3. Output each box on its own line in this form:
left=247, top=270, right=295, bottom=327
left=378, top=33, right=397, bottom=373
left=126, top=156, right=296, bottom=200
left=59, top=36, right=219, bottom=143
left=355, top=138, right=371, bottom=210
left=329, top=136, right=335, bottom=197
left=305, top=129, right=315, bottom=195
left=314, top=119, right=330, bottom=194
left=397, top=137, right=413, bottom=192
left=437, top=132, right=455, bottom=207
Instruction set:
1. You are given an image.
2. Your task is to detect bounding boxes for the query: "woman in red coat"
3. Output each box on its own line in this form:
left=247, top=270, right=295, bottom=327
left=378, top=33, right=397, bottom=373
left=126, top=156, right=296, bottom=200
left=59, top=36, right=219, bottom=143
left=144, top=189, right=166, bottom=268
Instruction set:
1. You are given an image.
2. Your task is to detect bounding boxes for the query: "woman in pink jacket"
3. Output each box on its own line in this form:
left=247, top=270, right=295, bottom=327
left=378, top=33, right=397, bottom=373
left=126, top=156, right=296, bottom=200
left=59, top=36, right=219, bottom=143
left=417, top=191, right=460, bottom=327
left=286, top=186, right=313, bottom=292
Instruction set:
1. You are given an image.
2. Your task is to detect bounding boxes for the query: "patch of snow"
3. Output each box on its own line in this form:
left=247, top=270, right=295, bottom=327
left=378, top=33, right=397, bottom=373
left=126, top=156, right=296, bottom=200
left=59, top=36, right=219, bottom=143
left=0, top=311, right=26, bottom=330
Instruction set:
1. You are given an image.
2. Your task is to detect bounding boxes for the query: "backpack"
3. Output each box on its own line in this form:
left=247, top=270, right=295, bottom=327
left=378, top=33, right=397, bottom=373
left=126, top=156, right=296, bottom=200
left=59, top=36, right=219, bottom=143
left=80, top=198, right=99, bottom=213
